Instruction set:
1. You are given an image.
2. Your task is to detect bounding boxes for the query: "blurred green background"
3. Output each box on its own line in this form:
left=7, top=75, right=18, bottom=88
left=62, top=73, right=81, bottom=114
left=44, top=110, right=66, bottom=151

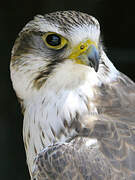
left=1, top=0, right=135, bottom=179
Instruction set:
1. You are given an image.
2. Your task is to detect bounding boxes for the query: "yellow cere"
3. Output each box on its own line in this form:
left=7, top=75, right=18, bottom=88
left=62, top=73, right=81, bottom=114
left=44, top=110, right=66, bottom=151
left=68, top=39, right=97, bottom=64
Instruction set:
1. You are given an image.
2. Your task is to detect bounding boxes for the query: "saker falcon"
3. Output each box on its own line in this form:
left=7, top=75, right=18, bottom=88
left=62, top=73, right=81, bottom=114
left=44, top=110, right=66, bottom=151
left=10, top=11, right=135, bottom=180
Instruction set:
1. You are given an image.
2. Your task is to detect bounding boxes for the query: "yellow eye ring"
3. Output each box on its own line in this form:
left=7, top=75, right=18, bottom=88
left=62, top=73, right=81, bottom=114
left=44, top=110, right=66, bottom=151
left=42, top=32, right=68, bottom=50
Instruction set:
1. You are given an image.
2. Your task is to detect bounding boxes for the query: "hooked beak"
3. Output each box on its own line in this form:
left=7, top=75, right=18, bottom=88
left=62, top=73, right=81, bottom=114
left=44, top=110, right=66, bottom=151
left=68, top=40, right=100, bottom=72
left=87, top=44, right=100, bottom=72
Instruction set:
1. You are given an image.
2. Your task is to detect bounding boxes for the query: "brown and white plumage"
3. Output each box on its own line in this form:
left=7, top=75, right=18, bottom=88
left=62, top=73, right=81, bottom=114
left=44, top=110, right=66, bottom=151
left=10, top=11, right=135, bottom=180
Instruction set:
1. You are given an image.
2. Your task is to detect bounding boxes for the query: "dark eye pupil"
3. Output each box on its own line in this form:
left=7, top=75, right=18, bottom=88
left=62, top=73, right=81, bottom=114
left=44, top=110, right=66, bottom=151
left=46, top=34, right=61, bottom=46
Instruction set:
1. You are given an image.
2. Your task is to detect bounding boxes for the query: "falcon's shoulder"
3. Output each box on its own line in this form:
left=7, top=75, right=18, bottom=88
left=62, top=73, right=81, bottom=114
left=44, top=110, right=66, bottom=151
left=89, top=72, right=135, bottom=178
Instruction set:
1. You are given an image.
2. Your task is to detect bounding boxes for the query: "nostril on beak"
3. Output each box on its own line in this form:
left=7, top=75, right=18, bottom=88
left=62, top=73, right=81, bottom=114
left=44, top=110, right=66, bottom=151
left=80, top=45, right=85, bottom=49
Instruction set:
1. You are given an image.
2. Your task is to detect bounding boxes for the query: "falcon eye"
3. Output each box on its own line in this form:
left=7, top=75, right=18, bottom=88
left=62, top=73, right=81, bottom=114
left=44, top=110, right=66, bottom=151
left=46, top=34, right=61, bottom=46
left=42, top=32, right=68, bottom=50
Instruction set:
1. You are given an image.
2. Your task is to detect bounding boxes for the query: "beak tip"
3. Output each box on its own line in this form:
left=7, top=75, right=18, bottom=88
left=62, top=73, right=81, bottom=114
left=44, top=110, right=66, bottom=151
left=88, top=45, right=100, bottom=72
left=95, top=64, right=99, bottom=72
left=89, top=57, right=99, bottom=72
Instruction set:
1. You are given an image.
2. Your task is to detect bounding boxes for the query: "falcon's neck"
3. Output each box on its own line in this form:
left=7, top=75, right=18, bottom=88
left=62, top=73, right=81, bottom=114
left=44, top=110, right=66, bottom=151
left=22, top=51, right=119, bottom=175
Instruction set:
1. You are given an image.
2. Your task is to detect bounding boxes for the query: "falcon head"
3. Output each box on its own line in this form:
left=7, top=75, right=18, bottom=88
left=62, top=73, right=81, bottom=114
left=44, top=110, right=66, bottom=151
left=10, top=11, right=118, bottom=100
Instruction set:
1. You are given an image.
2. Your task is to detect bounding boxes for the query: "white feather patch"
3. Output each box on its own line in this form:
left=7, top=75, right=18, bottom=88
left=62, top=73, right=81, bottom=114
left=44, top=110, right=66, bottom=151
left=85, top=138, right=98, bottom=147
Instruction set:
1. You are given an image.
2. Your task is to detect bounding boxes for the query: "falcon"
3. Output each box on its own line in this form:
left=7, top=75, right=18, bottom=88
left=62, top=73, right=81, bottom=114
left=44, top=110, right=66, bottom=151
left=10, top=11, right=135, bottom=180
